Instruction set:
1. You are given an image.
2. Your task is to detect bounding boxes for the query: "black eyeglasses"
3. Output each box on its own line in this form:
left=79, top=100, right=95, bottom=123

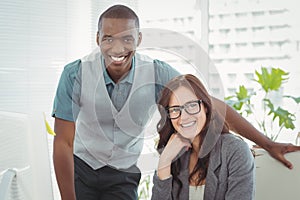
left=166, top=100, right=202, bottom=119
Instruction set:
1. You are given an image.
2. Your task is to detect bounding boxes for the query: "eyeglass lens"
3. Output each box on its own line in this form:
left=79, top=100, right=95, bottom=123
left=167, top=100, right=202, bottom=119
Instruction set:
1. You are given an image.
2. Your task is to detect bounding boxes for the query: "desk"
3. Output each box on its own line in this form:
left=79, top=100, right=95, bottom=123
left=254, top=149, right=300, bottom=200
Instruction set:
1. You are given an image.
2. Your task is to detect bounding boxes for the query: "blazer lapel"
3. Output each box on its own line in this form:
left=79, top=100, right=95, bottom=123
left=176, top=151, right=190, bottom=200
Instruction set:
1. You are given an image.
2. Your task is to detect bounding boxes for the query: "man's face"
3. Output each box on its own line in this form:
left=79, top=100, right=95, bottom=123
left=97, top=18, right=141, bottom=79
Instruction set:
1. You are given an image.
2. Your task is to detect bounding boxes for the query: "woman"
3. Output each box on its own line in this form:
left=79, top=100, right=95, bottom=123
left=151, top=74, right=255, bottom=200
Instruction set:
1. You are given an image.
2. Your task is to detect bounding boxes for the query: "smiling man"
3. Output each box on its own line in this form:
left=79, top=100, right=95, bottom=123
left=52, top=4, right=300, bottom=200
left=52, top=5, right=180, bottom=200
left=97, top=17, right=142, bottom=82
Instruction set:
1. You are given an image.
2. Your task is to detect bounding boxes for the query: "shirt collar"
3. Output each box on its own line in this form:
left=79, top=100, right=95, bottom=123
left=101, top=56, right=135, bottom=85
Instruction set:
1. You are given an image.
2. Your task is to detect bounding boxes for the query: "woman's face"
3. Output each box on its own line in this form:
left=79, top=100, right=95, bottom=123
left=168, top=86, right=207, bottom=141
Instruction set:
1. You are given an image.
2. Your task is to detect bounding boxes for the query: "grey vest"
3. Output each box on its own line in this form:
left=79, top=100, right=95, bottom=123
left=74, top=49, right=156, bottom=170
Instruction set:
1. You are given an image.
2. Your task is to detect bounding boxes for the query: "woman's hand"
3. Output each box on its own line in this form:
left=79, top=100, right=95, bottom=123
left=157, top=133, right=192, bottom=180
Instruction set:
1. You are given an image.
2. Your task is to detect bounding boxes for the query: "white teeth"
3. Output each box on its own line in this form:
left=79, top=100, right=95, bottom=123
left=111, top=56, right=125, bottom=61
left=181, top=121, right=195, bottom=128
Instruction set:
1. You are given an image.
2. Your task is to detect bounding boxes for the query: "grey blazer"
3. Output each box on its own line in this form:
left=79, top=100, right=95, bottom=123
left=151, top=134, right=255, bottom=200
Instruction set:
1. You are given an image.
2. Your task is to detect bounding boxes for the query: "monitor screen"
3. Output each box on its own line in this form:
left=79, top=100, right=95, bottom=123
left=0, top=111, right=54, bottom=200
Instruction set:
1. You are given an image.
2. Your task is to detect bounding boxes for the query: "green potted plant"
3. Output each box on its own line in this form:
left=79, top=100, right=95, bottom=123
left=138, top=174, right=151, bottom=200
left=225, top=67, right=300, bottom=141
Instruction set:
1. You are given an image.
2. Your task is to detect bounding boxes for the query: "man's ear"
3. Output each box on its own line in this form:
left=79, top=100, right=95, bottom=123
left=96, top=31, right=100, bottom=46
left=137, top=32, right=142, bottom=47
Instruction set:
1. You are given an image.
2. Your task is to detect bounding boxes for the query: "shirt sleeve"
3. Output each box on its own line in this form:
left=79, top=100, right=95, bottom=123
left=154, top=59, right=181, bottom=102
left=52, top=59, right=81, bottom=122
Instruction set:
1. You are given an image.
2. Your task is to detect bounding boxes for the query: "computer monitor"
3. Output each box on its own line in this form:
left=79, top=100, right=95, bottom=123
left=0, top=111, right=54, bottom=200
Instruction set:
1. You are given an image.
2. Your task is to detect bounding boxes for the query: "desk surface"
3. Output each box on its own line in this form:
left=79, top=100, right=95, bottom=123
left=254, top=149, right=300, bottom=200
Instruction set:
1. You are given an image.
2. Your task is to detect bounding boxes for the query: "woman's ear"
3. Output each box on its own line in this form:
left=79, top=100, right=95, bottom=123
left=205, top=107, right=208, bottom=115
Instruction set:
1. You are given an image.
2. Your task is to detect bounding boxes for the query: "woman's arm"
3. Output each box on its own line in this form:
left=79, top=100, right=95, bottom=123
left=212, top=97, right=300, bottom=169
left=151, top=172, right=173, bottom=200
left=151, top=134, right=191, bottom=200
left=157, top=134, right=191, bottom=179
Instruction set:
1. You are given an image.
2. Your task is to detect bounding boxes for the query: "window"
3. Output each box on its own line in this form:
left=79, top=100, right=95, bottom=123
left=0, top=1, right=95, bottom=199
left=0, top=0, right=93, bottom=114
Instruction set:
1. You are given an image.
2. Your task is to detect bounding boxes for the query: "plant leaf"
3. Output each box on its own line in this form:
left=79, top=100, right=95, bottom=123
left=225, top=86, right=253, bottom=115
left=254, top=67, right=289, bottom=92
left=283, top=95, right=300, bottom=104
left=265, top=100, right=296, bottom=129
left=43, top=113, right=56, bottom=136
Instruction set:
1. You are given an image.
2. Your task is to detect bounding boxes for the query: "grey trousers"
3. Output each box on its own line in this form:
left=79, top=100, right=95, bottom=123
left=74, top=155, right=141, bottom=200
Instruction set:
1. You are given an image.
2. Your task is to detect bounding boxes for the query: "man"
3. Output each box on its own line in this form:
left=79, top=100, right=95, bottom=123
left=52, top=4, right=300, bottom=200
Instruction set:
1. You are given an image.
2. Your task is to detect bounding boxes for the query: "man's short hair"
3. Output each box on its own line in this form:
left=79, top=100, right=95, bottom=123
left=98, top=4, right=140, bottom=31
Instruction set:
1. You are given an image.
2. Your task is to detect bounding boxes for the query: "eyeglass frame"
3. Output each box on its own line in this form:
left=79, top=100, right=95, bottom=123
left=165, top=100, right=202, bottom=119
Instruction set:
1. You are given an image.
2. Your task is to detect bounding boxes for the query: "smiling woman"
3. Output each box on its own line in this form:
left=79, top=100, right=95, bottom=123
left=152, top=74, right=255, bottom=200
left=167, top=90, right=206, bottom=142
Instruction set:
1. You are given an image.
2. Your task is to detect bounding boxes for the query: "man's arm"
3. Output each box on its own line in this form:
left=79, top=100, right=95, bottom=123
left=53, top=118, right=76, bottom=200
left=213, top=97, right=300, bottom=169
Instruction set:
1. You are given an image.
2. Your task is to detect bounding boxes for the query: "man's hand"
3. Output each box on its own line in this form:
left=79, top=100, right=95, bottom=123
left=266, top=142, right=300, bottom=169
